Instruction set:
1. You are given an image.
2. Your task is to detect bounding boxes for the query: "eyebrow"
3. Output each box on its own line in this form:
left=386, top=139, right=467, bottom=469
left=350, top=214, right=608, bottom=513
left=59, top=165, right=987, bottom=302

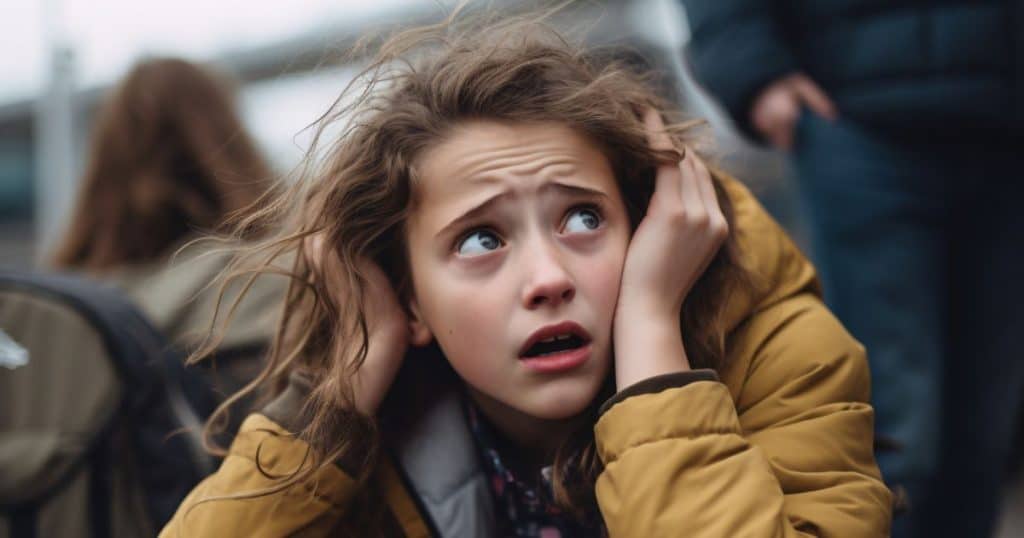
left=435, top=182, right=609, bottom=240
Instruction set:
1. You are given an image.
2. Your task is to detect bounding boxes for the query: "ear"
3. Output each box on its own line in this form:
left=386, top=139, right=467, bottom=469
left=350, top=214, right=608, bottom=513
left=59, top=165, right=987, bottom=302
left=406, top=297, right=434, bottom=347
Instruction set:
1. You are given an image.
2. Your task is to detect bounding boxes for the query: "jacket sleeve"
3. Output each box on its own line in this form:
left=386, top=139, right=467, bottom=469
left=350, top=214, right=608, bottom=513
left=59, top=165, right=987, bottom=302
left=158, top=414, right=356, bottom=537
left=594, top=293, right=892, bottom=537
left=680, top=0, right=798, bottom=140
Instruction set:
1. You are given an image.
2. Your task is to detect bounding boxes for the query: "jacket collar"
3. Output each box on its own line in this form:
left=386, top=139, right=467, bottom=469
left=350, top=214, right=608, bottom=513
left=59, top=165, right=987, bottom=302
left=393, top=388, right=497, bottom=537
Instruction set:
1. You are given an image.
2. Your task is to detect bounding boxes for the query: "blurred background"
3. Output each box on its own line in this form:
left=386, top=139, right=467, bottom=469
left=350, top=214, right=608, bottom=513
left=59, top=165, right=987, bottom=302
left=0, top=0, right=794, bottom=268
left=0, top=0, right=1020, bottom=536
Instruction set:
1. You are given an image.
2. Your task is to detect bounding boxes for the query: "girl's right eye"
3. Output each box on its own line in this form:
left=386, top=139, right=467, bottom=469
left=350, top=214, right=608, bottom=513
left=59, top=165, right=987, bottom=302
left=456, top=229, right=504, bottom=257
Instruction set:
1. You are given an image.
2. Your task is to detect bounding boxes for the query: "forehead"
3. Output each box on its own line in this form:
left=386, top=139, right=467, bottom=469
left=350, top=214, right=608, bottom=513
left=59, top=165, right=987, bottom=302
left=413, top=120, right=617, bottom=203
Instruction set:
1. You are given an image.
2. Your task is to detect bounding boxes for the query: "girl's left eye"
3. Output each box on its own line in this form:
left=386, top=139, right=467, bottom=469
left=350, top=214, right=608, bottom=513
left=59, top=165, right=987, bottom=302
left=562, top=206, right=603, bottom=234
left=456, top=229, right=504, bottom=257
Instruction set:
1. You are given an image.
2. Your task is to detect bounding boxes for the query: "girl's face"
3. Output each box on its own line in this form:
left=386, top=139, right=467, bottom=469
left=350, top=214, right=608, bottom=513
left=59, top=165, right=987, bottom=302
left=405, top=120, right=631, bottom=420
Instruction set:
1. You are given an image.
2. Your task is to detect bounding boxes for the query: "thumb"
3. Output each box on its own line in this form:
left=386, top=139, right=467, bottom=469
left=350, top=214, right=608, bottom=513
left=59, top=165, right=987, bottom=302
left=791, top=75, right=838, bottom=121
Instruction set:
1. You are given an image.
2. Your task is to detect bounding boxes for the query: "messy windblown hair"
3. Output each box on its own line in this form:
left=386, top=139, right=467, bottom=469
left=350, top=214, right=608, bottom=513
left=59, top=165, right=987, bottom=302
left=192, top=5, right=752, bottom=533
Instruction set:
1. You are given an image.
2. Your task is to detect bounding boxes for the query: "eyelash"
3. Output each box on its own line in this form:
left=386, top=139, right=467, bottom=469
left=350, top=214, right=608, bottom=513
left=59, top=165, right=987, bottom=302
left=452, top=203, right=605, bottom=254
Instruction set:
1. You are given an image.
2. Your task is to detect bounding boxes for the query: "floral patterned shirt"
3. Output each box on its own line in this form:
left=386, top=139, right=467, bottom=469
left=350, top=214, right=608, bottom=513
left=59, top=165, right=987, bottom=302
left=464, top=399, right=602, bottom=537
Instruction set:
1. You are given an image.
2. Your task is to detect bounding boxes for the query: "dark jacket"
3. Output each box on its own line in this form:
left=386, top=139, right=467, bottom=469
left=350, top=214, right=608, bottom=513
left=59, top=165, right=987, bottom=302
left=682, top=0, right=1023, bottom=140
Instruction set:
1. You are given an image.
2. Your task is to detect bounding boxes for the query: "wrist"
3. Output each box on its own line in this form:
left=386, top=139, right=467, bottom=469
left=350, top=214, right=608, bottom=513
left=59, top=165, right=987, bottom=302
left=615, top=295, right=678, bottom=324
left=613, top=311, right=690, bottom=391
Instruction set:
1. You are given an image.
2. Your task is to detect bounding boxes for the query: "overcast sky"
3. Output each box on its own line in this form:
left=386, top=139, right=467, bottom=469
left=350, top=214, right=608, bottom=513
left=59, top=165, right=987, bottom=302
left=2, top=0, right=689, bottom=169
left=0, top=0, right=426, bottom=105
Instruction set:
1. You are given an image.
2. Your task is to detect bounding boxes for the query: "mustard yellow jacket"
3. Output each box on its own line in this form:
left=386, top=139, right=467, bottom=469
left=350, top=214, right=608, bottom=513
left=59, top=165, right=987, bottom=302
left=161, top=176, right=892, bottom=537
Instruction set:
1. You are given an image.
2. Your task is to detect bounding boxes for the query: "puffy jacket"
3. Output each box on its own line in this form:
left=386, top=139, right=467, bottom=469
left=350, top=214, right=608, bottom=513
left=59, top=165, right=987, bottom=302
left=160, top=176, right=893, bottom=537
left=682, top=0, right=1023, bottom=140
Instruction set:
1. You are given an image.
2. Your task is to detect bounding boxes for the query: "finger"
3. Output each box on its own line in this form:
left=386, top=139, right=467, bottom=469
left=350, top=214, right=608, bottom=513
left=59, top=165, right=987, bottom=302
left=756, top=96, right=798, bottom=150
left=643, top=107, right=673, bottom=151
left=678, top=151, right=704, bottom=215
left=792, top=76, right=838, bottom=120
left=361, top=261, right=390, bottom=293
left=304, top=232, right=325, bottom=271
left=751, top=100, right=780, bottom=138
left=644, top=108, right=682, bottom=203
left=654, top=161, right=683, bottom=206
left=689, top=153, right=720, bottom=220
left=691, top=158, right=727, bottom=272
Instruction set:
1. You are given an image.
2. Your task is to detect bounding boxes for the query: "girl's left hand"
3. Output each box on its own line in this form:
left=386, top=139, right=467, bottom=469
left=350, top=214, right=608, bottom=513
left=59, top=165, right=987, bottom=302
left=612, top=109, right=728, bottom=390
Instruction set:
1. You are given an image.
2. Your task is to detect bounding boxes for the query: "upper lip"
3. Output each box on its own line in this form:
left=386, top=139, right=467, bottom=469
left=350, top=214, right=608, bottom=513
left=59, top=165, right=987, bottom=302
left=519, top=321, right=591, bottom=357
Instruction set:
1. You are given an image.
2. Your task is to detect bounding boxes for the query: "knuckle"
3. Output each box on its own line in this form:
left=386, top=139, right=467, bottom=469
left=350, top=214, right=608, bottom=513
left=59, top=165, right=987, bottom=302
left=664, top=208, right=688, bottom=227
left=655, top=200, right=685, bottom=220
left=687, top=210, right=710, bottom=228
left=711, top=218, right=730, bottom=240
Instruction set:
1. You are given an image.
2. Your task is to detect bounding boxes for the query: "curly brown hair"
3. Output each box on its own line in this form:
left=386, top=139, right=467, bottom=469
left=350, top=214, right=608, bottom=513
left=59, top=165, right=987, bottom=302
left=192, top=6, right=752, bottom=533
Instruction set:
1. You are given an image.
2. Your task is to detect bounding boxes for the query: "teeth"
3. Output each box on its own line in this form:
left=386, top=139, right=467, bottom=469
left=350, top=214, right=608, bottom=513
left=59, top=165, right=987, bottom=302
left=539, top=334, right=573, bottom=344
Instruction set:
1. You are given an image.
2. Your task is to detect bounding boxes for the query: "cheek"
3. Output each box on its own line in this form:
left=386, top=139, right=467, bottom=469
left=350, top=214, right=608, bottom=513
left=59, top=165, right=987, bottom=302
left=418, top=273, right=509, bottom=373
left=584, top=235, right=629, bottom=314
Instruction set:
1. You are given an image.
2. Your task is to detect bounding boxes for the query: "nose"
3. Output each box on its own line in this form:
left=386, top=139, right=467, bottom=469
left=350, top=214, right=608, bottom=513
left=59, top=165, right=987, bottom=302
left=521, top=240, right=576, bottom=309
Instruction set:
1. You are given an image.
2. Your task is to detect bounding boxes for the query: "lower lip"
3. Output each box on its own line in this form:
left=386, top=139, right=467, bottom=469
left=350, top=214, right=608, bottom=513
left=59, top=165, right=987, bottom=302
left=519, top=344, right=591, bottom=373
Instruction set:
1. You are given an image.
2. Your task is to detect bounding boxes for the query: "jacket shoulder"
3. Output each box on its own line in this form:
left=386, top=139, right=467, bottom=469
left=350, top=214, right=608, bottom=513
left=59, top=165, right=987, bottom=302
left=160, top=414, right=356, bottom=537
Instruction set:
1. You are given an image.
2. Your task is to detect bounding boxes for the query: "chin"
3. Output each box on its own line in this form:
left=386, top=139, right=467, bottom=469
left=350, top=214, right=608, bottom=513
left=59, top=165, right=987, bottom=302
left=518, top=376, right=606, bottom=420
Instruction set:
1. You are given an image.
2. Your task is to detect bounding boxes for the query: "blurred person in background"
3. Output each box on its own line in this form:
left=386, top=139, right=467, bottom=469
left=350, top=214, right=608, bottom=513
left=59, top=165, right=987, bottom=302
left=49, top=57, right=284, bottom=407
left=679, top=1, right=1023, bottom=536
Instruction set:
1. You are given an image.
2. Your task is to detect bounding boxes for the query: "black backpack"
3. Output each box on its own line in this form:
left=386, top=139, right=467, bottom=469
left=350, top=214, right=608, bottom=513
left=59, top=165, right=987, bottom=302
left=0, top=271, right=218, bottom=537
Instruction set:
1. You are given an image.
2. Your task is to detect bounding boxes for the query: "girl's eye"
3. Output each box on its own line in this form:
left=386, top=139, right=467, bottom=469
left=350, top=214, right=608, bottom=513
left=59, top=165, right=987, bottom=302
left=456, top=229, right=504, bottom=257
left=562, top=206, right=603, bottom=234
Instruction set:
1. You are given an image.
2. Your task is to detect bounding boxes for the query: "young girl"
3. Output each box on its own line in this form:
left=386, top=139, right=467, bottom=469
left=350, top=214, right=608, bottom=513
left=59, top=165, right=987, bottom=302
left=162, top=13, right=891, bottom=538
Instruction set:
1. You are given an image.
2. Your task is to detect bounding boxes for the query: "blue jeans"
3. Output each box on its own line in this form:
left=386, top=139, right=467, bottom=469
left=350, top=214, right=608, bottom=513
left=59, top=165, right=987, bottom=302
left=793, top=112, right=1024, bottom=538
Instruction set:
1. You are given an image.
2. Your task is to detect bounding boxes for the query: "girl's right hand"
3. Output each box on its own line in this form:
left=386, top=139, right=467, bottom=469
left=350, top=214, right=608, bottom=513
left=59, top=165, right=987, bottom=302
left=612, top=110, right=728, bottom=389
left=307, top=235, right=409, bottom=415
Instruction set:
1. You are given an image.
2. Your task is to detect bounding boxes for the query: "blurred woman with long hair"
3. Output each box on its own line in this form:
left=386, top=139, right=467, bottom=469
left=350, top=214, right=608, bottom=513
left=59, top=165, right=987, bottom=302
left=52, top=57, right=282, bottom=405
left=52, top=57, right=271, bottom=270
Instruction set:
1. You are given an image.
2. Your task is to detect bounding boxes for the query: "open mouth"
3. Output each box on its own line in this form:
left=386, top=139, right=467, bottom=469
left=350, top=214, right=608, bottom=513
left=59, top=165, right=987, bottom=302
left=521, top=333, right=588, bottom=358
left=519, top=321, right=591, bottom=359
